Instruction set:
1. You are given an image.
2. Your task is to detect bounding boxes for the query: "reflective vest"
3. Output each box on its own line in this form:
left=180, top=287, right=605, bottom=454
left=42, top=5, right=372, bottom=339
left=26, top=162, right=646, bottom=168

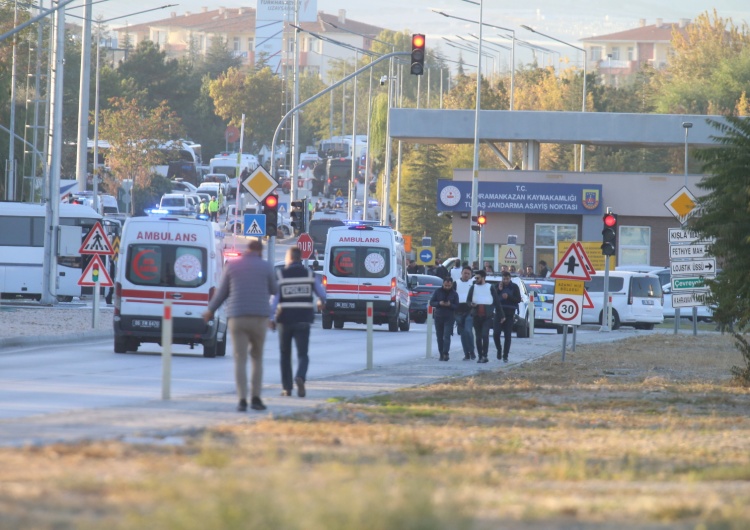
left=208, top=198, right=219, bottom=213
left=199, top=202, right=207, bottom=214
left=276, top=262, right=315, bottom=324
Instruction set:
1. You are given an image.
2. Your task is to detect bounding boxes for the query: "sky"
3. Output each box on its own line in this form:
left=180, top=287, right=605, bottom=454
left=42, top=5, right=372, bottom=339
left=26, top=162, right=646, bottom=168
left=72, top=0, right=750, bottom=70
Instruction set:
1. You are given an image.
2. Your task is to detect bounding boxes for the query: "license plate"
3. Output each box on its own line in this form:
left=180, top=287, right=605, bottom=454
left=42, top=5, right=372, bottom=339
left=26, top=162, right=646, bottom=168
left=642, top=300, right=654, bottom=305
left=133, top=319, right=160, bottom=328
left=334, top=302, right=355, bottom=309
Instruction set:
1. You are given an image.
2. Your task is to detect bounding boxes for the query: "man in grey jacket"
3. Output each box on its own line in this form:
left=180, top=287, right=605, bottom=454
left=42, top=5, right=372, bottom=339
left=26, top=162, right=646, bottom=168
left=203, top=239, right=277, bottom=412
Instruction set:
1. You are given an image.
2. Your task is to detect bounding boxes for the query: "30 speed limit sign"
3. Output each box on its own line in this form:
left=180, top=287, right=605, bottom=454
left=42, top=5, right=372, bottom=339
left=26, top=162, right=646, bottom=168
left=552, top=296, right=582, bottom=325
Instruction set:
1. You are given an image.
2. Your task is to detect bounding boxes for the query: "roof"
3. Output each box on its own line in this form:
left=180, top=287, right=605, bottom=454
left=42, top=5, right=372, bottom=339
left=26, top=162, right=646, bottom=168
left=581, top=22, right=689, bottom=44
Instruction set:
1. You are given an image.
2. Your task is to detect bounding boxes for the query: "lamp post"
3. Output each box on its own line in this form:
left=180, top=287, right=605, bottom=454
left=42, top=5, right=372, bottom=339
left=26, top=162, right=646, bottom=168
left=681, top=121, right=696, bottom=334
left=682, top=122, right=692, bottom=187
left=521, top=25, right=587, bottom=171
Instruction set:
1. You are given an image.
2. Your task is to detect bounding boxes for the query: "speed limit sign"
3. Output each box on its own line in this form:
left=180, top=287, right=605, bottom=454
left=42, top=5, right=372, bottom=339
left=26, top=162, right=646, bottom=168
left=552, top=296, right=582, bottom=325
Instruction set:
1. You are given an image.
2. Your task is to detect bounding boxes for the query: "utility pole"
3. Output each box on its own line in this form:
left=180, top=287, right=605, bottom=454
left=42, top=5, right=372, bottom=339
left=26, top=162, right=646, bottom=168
left=75, top=0, right=93, bottom=200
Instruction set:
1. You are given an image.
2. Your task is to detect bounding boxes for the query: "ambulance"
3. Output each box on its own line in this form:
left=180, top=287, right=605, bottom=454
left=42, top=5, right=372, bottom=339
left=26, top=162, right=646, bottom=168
left=113, top=215, right=228, bottom=357
left=322, top=224, right=410, bottom=332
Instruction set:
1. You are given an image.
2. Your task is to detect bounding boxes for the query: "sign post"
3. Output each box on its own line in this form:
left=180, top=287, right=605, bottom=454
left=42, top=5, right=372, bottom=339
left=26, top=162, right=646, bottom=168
left=78, top=222, right=114, bottom=329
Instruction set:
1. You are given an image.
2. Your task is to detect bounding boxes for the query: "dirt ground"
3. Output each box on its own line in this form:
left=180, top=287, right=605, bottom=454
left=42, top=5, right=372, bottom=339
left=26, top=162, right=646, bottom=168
left=1, top=332, right=749, bottom=530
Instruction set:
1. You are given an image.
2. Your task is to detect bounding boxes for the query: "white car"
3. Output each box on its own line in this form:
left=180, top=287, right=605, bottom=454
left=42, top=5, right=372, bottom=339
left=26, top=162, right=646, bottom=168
left=662, top=283, right=714, bottom=322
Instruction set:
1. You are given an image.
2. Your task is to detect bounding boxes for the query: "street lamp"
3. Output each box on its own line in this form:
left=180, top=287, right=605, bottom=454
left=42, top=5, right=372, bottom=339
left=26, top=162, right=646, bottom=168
left=521, top=25, right=587, bottom=171
left=681, top=121, right=695, bottom=333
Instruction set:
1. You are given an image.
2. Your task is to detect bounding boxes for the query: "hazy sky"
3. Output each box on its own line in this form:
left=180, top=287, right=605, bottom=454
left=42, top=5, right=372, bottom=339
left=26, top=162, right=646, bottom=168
left=75, top=0, right=750, bottom=69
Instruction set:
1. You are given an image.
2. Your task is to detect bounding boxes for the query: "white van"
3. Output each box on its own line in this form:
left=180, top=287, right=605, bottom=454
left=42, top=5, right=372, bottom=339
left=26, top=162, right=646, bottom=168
left=323, top=224, right=410, bottom=332
left=113, top=215, right=228, bottom=357
left=582, top=271, right=664, bottom=330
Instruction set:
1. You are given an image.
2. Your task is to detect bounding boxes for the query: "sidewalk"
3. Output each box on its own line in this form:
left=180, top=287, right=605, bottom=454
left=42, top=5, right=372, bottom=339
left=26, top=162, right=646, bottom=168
left=0, top=326, right=645, bottom=447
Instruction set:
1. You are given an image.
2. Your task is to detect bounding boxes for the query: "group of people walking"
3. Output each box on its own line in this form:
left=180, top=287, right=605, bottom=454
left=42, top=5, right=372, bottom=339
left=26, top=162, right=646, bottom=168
left=429, top=265, right=522, bottom=364
left=203, top=240, right=324, bottom=412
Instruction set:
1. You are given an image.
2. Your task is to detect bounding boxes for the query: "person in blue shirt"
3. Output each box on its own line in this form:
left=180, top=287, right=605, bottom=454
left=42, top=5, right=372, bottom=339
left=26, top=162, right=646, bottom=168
left=429, top=277, right=459, bottom=361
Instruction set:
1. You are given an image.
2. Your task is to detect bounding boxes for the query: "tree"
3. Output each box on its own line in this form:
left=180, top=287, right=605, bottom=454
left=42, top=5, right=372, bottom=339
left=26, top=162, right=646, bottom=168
left=97, top=98, right=184, bottom=215
left=691, top=115, right=750, bottom=332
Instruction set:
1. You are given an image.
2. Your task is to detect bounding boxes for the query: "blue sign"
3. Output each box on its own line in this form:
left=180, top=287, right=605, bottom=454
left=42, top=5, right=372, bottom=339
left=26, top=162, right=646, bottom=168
left=436, top=180, right=603, bottom=215
left=278, top=202, right=288, bottom=214
left=244, top=214, right=266, bottom=236
left=334, top=197, right=344, bottom=206
left=420, top=248, right=434, bottom=263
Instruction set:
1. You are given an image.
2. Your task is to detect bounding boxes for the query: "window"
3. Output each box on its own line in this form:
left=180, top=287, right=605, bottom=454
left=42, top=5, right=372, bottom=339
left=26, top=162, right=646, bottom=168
left=611, top=47, right=620, bottom=60
left=627, top=47, right=634, bottom=61
left=534, top=223, right=577, bottom=272
left=585, top=276, right=624, bottom=292
left=247, top=38, right=254, bottom=52
left=328, top=247, right=390, bottom=279
left=631, top=276, right=662, bottom=299
left=126, top=244, right=207, bottom=287
left=0, top=216, right=44, bottom=246
left=233, top=37, right=241, bottom=52
left=619, top=226, right=650, bottom=265
left=590, top=46, right=602, bottom=61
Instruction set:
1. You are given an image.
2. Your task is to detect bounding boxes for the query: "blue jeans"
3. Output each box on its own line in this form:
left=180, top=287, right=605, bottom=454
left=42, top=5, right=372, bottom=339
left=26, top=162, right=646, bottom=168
left=434, top=314, right=455, bottom=357
left=278, top=322, right=311, bottom=391
left=455, top=312, right=474, bottom=356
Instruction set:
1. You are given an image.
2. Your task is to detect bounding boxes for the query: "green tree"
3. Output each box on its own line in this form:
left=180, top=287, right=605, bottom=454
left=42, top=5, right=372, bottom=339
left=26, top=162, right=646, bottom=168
left=690, top=116, right=750, bottom=333
left=97, top=98, right=184, bottom=215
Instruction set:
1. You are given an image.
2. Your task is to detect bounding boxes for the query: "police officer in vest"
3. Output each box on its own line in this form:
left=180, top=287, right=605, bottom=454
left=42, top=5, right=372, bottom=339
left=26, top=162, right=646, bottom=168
left=270, top=246, right=326, bottom=397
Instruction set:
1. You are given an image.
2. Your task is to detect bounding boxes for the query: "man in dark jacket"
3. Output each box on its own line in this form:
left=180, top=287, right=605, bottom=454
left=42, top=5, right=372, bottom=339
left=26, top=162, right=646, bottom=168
left=429, top=277, right=459, bottom=361
left=494, top=271, right=522, bottom=362
left=270, top=247, right=326, bottom=397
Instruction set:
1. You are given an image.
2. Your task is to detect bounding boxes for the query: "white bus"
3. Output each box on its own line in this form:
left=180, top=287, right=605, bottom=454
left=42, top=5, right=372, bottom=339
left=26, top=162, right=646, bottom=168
left=0, top=202, right=103, bottom=302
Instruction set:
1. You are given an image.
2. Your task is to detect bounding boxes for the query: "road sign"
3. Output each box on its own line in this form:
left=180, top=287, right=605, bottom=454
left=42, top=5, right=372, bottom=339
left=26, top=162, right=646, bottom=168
left=669, top=243, right=712, bottom=259
left=78, top=254, right=113, bottom=287
left=670, top=258, right=716, bottom=277
left=671, top=276, right=710, bottom=292
left=574, top=242, right=596, bottom=275
left=297, top=233, right=314, bottom=260
left=582, top=289, right=594, bottom=309
left=243, top=214, right=266, bottom=236
left=417, top=246, right=435, bottom=266
left=671, top=290, right=709, bottom=308
left=550, top=243, right=591, bottom=281
left=664, top=186, right=699, bottom=224
left=555, top=279, right=585, bottom=296
left=552, top=296, right=582, bottom=325
left=79, top=221, right=114, bottom=255
left=278, top=202, right=288, bottom=214
left=668, top=228, right=714, bottom=245
left=242, top=166, right=278, bottom=202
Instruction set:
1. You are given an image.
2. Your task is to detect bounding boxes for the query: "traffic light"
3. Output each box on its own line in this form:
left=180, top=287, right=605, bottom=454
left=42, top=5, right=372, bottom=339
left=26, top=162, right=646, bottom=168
left=601, top=212, right=618, bottom=256
left=411, top=34, right=425, bottom=75
left=263, top=194, right=279, bottom=237
left=471, top=213, right=487, bottom=231
left=290, top=199, right=307, bottom=236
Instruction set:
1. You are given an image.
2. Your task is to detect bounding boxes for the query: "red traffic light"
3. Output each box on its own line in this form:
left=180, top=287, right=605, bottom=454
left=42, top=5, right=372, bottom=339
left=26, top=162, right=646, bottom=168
left=264, top=194, right=279, bottom=209
left=477, top=215, right=487, bottom=225
left=603, top=213, right=617, bottom=227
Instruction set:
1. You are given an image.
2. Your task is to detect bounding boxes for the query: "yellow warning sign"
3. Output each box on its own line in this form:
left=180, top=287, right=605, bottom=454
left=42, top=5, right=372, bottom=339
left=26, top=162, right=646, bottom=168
left=242, top=166, right=278, bottom=202
left=554, top=279, right=585, bottom=296
left=499, top=244, right=522, bottom=268
left=664, top=186, right=698, bottom=224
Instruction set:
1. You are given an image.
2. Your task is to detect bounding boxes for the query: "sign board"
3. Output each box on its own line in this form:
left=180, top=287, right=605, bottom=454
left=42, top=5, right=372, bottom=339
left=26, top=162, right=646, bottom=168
left=583, top=289, right=594, bottom=309
left=669, top=243, right=712, bottom=260
left=499, top=244, right=522, bottom=269
left=672, top=290, right=709, bottom=308
left=557, top=241, right=613, bottom=272
left=243, top=214, right=266, bottom=236
left=79, top=221, right=114, bottom=255
left=664, top=186, right=699, bottom=224
left=550, top=243, right=591, bottom=281
left=242, top=166, right=278, bottom=202
left=297, top=233, right=314, bottom=260
left=671, top=276, right=710, bottom=292
left=278, top=202, right=289, bottom=214
left=555, top=279, right=585, bottom=296
left=78, top=254, right=113, bottom=287
left=417, top=246, right=435, bottom=266
left=574, top=242, right=596, bottom=275
left=668, top=228, right=714, bottom=246
left=403, top=235, right=412, bottom=253
left=670, top=258, right=716, bottom=277
left=552, top=295, right=583, bottom=326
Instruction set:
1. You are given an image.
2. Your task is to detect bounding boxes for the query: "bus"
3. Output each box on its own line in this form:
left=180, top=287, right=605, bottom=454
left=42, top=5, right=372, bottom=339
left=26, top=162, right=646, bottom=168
left=0, top=202, right=103, bottom=302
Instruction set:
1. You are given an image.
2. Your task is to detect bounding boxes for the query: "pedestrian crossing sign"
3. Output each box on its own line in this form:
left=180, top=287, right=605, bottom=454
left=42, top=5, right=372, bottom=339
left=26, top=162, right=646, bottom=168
left=79, top=221, right=114, bottom=255
left=278, top=202, right=288, bottom=214
left=243, top=213, right=266, bottom=236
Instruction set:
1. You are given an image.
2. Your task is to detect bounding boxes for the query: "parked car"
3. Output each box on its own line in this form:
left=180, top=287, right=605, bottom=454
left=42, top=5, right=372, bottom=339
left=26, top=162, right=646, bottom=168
left=407, top=274, right=444, bottom=324
left=582, top=271, right=664, bottom=329
left=523, top=279, right=569, bottom=333
left=662, top=283, right=714, bottom=322
left=171, top=179, right=198, bottom=194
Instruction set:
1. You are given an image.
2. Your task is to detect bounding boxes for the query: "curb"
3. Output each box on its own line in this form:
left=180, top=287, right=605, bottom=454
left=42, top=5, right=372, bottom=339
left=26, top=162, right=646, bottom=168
left=0, top=330, right=113, bottom=350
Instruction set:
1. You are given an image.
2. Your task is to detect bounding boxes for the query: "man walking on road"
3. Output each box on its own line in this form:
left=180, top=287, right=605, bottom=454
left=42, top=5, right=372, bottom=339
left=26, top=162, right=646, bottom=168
left=429, top=277, right=459, bottom=361
left=494, top=271, right=522, bottom=362
left=203, top=239, right=277, bottom=412
left=454, top=266, right=476, bottom=361
left=270, top=247, right=326, bottom=397
left=466, top=270, right=497, bottom=364
left=208, top=196, right=219, bottom=222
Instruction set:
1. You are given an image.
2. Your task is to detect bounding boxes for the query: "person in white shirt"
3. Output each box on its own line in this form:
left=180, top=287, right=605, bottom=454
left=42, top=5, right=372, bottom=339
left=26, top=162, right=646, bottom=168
left=466, top=269, right=497, bottom=363
left=454, top=266, right=476, bottom=361
left=449, top=259, right=463, bottom=283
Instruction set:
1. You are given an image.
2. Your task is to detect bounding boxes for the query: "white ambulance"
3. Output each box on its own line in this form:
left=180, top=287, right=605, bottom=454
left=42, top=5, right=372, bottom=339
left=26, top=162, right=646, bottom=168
left=113, top=215, right=228, bottom=357
left=322, top=224, right=410, bottom=332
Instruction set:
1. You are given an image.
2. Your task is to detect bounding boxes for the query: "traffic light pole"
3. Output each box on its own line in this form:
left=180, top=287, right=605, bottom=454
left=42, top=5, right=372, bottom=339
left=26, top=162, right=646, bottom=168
left=601, top=255, right=611, bottom=332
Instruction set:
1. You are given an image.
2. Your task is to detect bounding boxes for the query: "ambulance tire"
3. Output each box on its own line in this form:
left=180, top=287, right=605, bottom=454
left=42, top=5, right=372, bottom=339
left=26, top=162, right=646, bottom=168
left=322, top=314, right=333, bottom=329
left=203, top=341, right=218, bottom=358
left=399, top=312, right=410, bottom=331
left=334, top=319, right=344, bottom=329
left=114, top=336, right=128, bottom=354
left=388, top=316, right=399, bottom=332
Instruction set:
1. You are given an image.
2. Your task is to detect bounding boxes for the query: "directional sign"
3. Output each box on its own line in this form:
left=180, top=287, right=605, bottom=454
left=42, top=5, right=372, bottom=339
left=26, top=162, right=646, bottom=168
left=670, top=258, right=716, bottom=277
left=242, top=166, right=278, bottom=202
left=672, top=290, right=709, bottom=308
left=668, top=228, right=715, bottom=246
left=243, top=213, right=266, bottom=236
left=297, top=233, right=314, bottom=260
left=78, top=254, right=113, bottom=287
left=669, top=243, right=712, bottom=260
left=671, top=276, right=710, bottom=292
left=552, top=296, right=582, bottom=326
left=417, top=246, right=435, bottom=266
left=79, top=221, right=114, bottom=255
left=550, top=243, right=591, bottom=281
left=664, top=186, right=699, bottom=224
